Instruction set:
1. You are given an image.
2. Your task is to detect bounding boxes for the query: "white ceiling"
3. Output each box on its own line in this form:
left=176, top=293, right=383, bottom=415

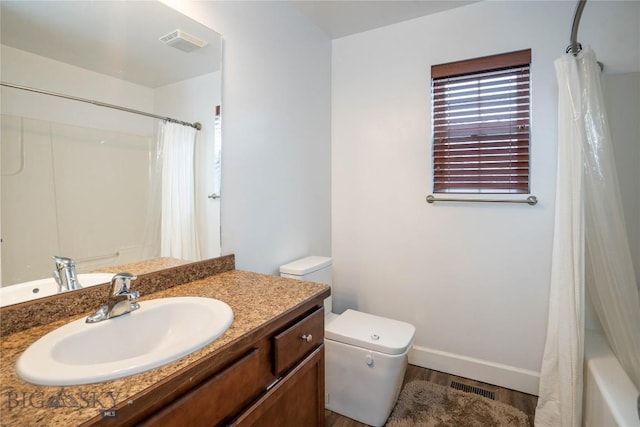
left=290, top=0, right=479, bottom=39
left=0, top=1, right=221, bottom=88
left=0, top=1, right=477, bottom=88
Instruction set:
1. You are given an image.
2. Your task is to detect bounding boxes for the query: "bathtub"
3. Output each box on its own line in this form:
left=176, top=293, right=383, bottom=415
left=0, top=273, right=113, bottom=307
left=583, top=329, right=640, bottom=427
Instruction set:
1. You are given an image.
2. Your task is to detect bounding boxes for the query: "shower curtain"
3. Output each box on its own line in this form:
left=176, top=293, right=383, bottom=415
left=536, top=46, right=640, bottom=427
left=157, top=121, right=201, bottom=261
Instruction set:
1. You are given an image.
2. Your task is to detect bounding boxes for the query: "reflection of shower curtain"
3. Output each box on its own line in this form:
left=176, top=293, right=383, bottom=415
left=158, top=121, right=200, bottom=261
left=536, top=47, right=640, bottom=427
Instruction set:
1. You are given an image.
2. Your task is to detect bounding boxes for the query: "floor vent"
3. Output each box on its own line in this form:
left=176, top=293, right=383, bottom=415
left=449, top=380, right=496, bottom=400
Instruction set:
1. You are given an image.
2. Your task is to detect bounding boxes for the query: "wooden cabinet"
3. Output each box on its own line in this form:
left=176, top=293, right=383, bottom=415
left=231, top=346, right=324, bottom=427
left=139, top=306, right=325, bottom=427
left=140, top=350, right=264, bottom=427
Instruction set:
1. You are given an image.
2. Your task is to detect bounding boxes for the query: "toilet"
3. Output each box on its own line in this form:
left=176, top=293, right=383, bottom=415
left=280, top=256, right=415, bottom=427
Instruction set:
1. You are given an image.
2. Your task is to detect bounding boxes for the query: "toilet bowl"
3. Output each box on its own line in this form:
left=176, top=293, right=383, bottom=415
left=280, top=256, right=415, bottom=427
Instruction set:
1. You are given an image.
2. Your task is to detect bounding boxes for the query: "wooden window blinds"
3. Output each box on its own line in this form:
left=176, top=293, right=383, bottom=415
left=431, top=49, right=531, bottom=194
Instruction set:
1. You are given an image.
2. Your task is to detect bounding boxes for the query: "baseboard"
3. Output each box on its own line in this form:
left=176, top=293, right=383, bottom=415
left=409, top=345, right=540, bottom=396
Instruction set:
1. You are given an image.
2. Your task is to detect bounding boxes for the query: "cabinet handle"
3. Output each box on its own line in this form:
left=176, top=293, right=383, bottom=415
left=301, top=334, right=313, bottom=343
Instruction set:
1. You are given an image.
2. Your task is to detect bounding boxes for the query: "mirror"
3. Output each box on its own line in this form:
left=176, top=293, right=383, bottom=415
left=0, top=1, right=222, bottom=303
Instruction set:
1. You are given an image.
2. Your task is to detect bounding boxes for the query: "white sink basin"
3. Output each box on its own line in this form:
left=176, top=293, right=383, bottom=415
left=16, top=297, right=233, bottom=386
left=0, top=273, right=114, bottom=307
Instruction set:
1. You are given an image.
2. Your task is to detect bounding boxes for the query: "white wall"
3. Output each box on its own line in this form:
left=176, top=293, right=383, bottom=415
left=603, top=72, right=640, bottom=291
left=0, top=45, right=155, bottom=134
left=331, top=0, right=640, bottom=394
left=163, top=1, right=332, bottom=274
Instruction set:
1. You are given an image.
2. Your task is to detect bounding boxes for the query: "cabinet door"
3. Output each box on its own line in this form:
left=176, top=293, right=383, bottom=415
left=231, top=345, right=324, bottom=427
left=141, top=350, right=263, bottom=427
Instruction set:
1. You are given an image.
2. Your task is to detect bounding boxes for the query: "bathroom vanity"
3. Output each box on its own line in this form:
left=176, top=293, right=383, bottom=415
left=139, top=303, right=325, bottom=426
left=0, top=255, right=329, bottom=426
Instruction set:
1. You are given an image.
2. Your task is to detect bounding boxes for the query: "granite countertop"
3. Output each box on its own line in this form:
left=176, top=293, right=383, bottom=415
left=90, top=257, right=190, bottom=276
left=0, top=269, right=329, bottom=426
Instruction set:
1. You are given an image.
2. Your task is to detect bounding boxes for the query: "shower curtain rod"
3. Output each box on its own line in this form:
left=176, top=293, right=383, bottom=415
left=567, top=0, right=587, bottom=56
left=565, top=0, right=604, bottom=71
left=0, top=81, right=202, bottom=130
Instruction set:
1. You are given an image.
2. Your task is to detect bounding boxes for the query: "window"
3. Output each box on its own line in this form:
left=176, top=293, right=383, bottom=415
left=431, top=49, right=531, bottom=194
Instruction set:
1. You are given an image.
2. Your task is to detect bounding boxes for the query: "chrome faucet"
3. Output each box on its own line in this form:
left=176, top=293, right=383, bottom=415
left=52, top=256, right=82, bottom=292
left=86, top=273, right=140, bottom=323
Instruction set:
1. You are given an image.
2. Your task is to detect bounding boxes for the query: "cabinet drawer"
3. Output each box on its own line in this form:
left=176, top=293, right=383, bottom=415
left=273, top=307, right=324, bottom=376
left=140, top=349, right=263, bottom=427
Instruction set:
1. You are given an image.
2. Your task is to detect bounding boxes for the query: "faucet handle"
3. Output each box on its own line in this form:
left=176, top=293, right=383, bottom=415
left=111, top=272, right=137, bottom=295
left=52, top=255, right=75, bottom=268
left=86, top=273, right=139, bottom=323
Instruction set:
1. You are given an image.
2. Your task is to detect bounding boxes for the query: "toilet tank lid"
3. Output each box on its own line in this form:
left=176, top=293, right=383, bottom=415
left=279, top=256, right=332, bottom=276
left=325, top=309, right=416, bottom=355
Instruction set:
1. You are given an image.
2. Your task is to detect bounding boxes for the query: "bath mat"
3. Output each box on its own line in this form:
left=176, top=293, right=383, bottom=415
left=385, top=380, right=530, bottom=427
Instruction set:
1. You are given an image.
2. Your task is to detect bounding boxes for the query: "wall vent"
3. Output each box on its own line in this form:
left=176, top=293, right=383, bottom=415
left=159, top=30, right=207, bottom=52
left=449, top=380, right=496, bottom=400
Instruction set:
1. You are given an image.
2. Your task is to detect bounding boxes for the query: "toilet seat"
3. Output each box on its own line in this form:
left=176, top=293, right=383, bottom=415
left=325, top=309, right=415, bottom=355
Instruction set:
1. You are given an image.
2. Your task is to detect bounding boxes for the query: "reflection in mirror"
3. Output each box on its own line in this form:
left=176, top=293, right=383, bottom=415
left=0, top=1, right=222, bottom=304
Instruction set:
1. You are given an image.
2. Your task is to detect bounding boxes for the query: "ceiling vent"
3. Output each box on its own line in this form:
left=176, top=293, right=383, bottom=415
left=159, top=30, right=207, bottom=52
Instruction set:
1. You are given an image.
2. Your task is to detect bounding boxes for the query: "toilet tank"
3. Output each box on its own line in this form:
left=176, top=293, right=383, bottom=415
left=279, top=256, right=332, bottom=285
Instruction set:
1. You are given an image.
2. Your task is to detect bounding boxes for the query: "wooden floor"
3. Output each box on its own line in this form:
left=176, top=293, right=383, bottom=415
left=325, top=364, right=538, bottom=427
